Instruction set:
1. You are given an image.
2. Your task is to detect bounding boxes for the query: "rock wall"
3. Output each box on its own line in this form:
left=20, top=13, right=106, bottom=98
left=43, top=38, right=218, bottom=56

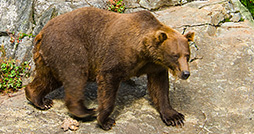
left=0, top=0, right=253, bottom=62
left=0, top=0, right=254, bottom=133
left=0, top=0, right=108, bottom=61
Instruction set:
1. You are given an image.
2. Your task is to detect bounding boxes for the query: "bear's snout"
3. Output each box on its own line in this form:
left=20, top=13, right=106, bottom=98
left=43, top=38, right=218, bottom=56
left=181, top=71, right=190, bottom=80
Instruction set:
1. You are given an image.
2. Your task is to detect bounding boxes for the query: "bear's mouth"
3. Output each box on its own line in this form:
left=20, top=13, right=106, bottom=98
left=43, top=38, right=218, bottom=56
left=167, top=67, right=190, bottom=80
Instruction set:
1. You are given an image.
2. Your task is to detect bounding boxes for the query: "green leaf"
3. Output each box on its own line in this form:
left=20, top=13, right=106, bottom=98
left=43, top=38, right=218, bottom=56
left=1, top=63, right=6, bottom=69
left=0, top=59, right=31, bottom=92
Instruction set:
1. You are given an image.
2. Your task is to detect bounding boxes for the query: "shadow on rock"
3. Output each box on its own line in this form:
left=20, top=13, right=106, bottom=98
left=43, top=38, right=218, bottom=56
left=42, top=76, right=148, bottom=121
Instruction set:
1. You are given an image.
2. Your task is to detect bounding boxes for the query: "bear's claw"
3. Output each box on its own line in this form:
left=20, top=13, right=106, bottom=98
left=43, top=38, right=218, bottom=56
left=99, top=118, right=116, bottom=130
left=161, top=109, right=185, bottom=127
left=42, top=98, right=54, bottom=109
left=27, top=96, right=54, bottom=110
left=33, top=98, right=53, bottom=110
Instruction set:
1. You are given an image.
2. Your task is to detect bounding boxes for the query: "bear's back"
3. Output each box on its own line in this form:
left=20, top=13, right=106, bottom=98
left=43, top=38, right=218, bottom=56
left=41, top=7, right=161, bottom=37
left=35, top=7, right=165, bottom=78
left=38, top=7, right=163, bottom=55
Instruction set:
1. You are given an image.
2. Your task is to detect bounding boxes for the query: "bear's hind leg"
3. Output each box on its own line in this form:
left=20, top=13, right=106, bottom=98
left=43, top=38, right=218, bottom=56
left=147, top=69, right=185, bottom=127
left=25, top=71, right=62, bottom=110
left=63, top=71, right=96, bottom=118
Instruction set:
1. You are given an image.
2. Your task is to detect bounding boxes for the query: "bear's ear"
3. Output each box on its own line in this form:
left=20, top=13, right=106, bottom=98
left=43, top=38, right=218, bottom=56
left=155, top=30, right=168, bottom=46
left=184, top=31, right=195, bottom=41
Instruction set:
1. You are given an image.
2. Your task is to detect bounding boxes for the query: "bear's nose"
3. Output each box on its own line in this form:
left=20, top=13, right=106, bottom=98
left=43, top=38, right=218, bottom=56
left=181, top=71, right=190, bottom=80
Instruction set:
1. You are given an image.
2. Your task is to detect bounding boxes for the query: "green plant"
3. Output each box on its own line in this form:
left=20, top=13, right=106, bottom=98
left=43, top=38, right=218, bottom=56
left=7, top=30, right=35, bottom=44
left=0, top=30, right=33, bottom=94
left=0, top=59, right=31, bottom=93
left=108, top=0, right=125, bottom=13
left=239, top=17, right=245, bottom=22
left=240, top=0, right=254, bottom=19
left=218, top=17, right=231, bottom=25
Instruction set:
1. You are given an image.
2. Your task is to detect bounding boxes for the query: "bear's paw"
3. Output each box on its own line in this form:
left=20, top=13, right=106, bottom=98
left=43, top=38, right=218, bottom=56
left=160, top=109, right=185, bottom=127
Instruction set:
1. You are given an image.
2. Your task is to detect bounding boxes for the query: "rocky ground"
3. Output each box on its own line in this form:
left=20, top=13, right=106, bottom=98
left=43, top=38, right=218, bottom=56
left=0, top=0, right=254, bottom=133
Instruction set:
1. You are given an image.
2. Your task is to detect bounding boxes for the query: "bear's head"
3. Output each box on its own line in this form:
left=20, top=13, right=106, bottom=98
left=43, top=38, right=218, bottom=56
left=143, top=28, right=195, bottom=80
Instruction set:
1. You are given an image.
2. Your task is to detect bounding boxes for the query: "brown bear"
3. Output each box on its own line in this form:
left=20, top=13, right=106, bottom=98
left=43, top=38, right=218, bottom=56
left=25, top=7, right=194, bottom=130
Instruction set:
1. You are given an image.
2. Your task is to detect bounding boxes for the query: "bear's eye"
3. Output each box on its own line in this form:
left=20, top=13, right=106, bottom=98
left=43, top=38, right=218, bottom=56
left=172, top=54, right=180, bottom=60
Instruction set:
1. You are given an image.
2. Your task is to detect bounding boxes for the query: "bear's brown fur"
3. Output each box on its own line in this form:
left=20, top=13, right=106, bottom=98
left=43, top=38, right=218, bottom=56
left=25, top=7, right=194, bottom=130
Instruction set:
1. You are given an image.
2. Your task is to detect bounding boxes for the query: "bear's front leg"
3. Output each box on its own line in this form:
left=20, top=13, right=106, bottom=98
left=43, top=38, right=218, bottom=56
left=96, top=73, right=121, bottom=130
left=147, top=69, right=185, bottom=127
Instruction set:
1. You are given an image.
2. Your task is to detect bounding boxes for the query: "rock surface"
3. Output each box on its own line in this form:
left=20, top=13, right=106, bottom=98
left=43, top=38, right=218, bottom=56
left=0, top=0, right=254, bottom=133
